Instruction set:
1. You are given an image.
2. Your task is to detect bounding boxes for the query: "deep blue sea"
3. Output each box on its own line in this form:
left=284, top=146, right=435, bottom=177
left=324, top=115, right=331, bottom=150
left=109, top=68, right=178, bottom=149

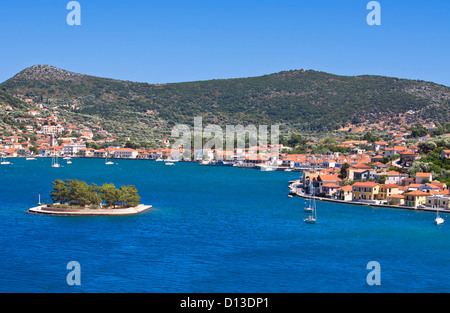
left=0, top=158, right=449, bottom=293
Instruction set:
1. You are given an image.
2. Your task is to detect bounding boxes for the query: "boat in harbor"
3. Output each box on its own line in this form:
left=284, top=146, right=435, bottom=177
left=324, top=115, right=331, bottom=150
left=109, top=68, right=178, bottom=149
left=105, top=156, right=114, bottom=165
left=303, top=160, right=317, bottom=224
left=25, top=154, right=36, bottom=160
left=304, top=196, right=317, bottom=224
left=216, top=160, right=233, bottom=167
left=259, top=164, right=276, bottom=171
left=165, top=162, right=175, bottom=166
left=51, top=155, right=60, bottom=168
left=1, top=155, right=12, bottom=165
left=435, top=208, right=445, bottom=225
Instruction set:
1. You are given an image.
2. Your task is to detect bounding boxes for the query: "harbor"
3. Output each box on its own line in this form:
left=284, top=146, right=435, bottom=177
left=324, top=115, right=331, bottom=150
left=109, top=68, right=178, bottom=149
left=289, top=179, right=450, bottom=214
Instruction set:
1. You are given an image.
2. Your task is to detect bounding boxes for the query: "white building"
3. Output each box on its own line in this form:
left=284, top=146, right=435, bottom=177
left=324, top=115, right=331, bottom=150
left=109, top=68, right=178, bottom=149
left=113, top=148, right=138, bottom=159
left=63, top=143, right=87, bottom=156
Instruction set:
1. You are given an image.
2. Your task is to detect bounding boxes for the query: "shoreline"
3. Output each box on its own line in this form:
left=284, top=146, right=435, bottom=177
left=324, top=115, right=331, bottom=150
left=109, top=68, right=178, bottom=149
left=290, top=182, right=449, bottom=214
left=27, top=204, right=152, bottom=216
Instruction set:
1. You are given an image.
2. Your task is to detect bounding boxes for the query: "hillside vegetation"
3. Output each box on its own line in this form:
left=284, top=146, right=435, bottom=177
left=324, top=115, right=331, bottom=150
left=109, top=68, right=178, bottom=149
left=2, top=65, right=449, bottom=139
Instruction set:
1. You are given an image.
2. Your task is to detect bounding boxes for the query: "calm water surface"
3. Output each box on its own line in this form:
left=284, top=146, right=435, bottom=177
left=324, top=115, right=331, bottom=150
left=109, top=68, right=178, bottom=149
left=0, top=158, right=449, bottom=292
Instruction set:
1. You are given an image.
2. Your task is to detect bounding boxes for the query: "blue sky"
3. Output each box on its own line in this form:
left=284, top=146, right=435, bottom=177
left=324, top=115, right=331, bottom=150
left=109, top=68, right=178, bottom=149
left=1, top=0, right=449, bottom=86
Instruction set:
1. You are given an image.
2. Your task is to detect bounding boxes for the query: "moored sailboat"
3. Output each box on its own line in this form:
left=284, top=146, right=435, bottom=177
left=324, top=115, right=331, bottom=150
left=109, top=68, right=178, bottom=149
left=435, top=207, right=445, bottom=225
left=51, top=154, right=61, bottom=168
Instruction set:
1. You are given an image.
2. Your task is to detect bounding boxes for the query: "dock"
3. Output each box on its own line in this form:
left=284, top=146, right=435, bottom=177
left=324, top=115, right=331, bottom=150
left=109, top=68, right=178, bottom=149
left=289, top=181, right=450, bottom=214
left=27, top=204, right=152, bottom=216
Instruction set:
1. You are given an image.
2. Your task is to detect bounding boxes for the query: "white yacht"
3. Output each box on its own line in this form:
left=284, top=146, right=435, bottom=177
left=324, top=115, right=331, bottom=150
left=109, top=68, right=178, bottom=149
left=105, top=156, right=114, bottom=165
left=435, top=208, right=445, bottom=225
left=1, top=155, right=12, bottom=165
left=51, top=155, right=60, bottom=168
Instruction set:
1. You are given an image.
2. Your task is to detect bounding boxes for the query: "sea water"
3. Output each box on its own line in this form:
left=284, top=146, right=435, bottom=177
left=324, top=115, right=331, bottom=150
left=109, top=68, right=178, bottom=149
left=0, top=158, right=449, bottom=292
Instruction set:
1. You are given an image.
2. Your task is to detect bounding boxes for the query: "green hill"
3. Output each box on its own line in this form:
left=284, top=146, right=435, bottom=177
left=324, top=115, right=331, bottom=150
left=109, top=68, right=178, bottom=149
left=2, top=65, right=449, bottom=138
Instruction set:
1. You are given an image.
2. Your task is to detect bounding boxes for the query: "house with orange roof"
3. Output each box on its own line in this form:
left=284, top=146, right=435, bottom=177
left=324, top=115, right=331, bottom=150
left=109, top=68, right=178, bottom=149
left=431, top=181, right=447, bottom=190
left=337, top=185, right=353, bottom=201
left=352, top=182, right=380, bottom=201
left=373, top=141, right=389, bottom=151
left=372, top=162, right=387, bottom=171
left=387, top=194, right=405, bottom=206
left=407, top=183, right=423, bottom=192
left=384, top=146, right=407, bottom=158
left=317, top=174, right=344, bottom=187
left=400, top=150, right=421, bottom=167
left=346, top=163, right=376, bottom=181
left=79, top=148, right=94, bottom=158
left=404, top=190, right=429, bottom=208
left=321, top=183, right=340, bottom=196
left=377, top=184, right=399, bottom=201
left=94, top=149, right=107, bottom=158
left=380, top=170, right=409, bottom=185
left=415, top=172, right=432, bottom=184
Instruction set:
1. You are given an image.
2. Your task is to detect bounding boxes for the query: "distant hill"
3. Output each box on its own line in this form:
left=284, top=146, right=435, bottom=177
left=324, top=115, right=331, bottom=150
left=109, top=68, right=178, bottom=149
left=2, top=65, right=450, bottom=137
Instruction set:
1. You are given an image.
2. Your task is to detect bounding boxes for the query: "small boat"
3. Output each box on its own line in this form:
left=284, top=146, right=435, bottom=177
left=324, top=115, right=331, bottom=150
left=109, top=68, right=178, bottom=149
left=165, top=162, right=175, bottom=166
left=51, top=155, right=60, bottom=168
left=435, top=208, right=445, bottom=225
left=66, top=160, right=72, bottom=165
left=155, top=158, right=163, bottom=162
left=105, top=156, right=114, bottom=165
left=303, top=158, right=317, bottom=224
left=1, top=155, right=12, bottom=165
left=26, top=157, right=36, bottom=160
left=303, top=215, right=317, bottom=224
left=216, top=160, right=233, bottom=167
left=288, top=194, right=293, bottom=198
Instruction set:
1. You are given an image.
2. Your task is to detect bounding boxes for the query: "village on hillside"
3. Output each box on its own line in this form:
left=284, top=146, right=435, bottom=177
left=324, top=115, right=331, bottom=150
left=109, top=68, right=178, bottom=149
left=2, top=97, right=450, bottom=211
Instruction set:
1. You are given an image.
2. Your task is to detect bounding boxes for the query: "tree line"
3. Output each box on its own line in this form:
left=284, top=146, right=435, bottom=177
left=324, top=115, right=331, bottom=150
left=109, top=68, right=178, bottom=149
left=50, top=179, right=141, bottom=209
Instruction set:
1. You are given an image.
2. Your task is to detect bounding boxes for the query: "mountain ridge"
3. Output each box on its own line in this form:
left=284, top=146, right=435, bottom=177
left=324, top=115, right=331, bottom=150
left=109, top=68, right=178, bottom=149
left=2, top=65, right=450, bottom=139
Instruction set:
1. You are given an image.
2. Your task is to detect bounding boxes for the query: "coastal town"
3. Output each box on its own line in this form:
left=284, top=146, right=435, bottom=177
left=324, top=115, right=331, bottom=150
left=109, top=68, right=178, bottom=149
left=1, top=97, right=450, bottom=212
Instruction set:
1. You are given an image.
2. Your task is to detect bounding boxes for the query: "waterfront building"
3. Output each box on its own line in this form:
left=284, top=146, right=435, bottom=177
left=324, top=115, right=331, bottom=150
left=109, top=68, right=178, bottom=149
left=321, top=183, right=340, bottom=196
left=352, top=182, right=380, bottom=201
left=113, top=148, right=138, bottom=159
left=404, top=190, right=429, bottom=208
left=337, top=185, right=353, bottom=201
left=387, top=194, right=405, bottom=206
left=425, top=194, right=450, bottom=209
left=377, top=184, right=399, bottom=201
left=94, top=149, right=107, bottom=158
left=63, top=143, right=86, bottom=157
